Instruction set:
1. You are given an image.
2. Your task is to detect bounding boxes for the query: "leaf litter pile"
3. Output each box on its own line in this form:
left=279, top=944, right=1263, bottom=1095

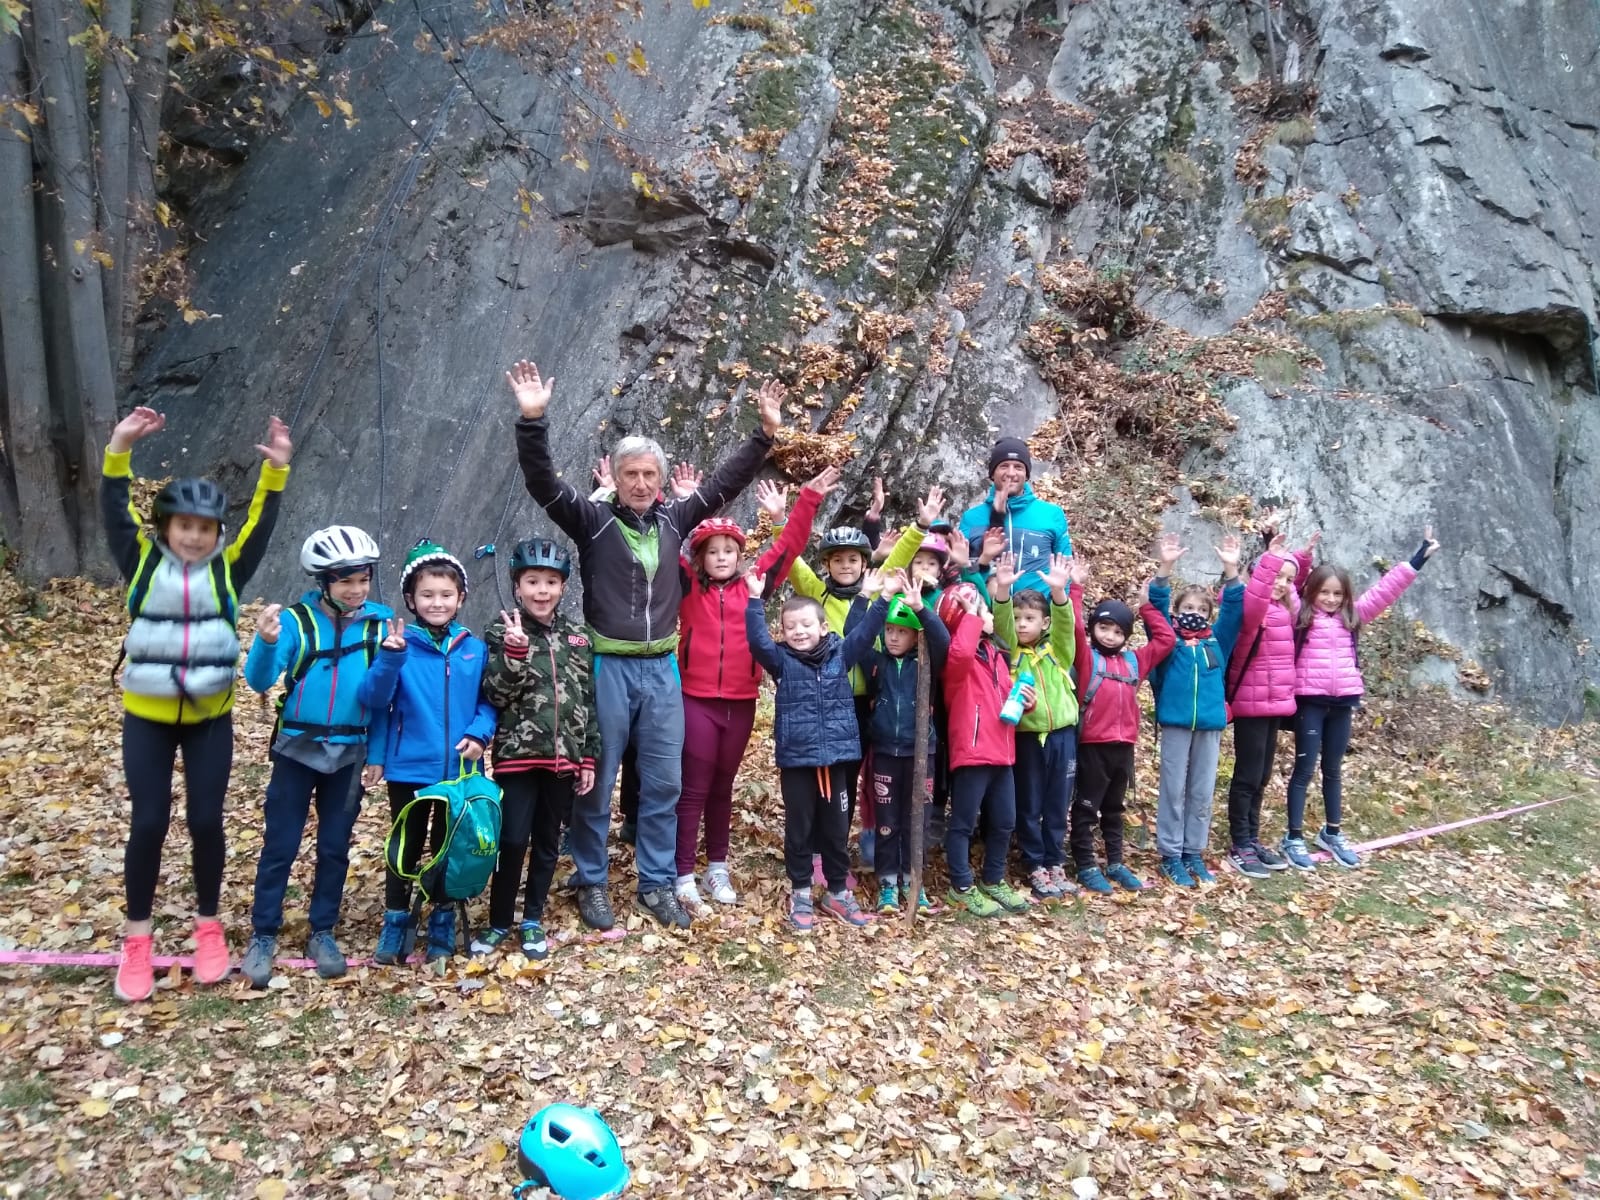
left=1, top=571, right=1598, bottom=1199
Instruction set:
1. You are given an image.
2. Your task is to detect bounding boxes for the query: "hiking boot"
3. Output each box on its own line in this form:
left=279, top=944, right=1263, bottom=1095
left=877, top=881, right=900, bottom=914
left=946, top=885, right=1003, bottom=918
left=1048, top=865, right=1079, bottom=896
left=978, top=879, right=1029, bottom=913
left=1279, top=835, right=1316, bottom=871
left=192, top=918, right=230, bottom=985
left=241, top=935, right=277, bottom=989
left=519, top=921, right=549, bottom=960
left=374, top=909, right=412, bottom=965
left=1183, top=853, right=1216, bottom=885
left=636, top=887, right=692, bottom=929
left=1227, top=844, right=1271, bottom=880
left=1029, top=867, right=1063, bottom=900
left=576, top=885, right=615, bottom=931
left=307, top=931, right=347, bottom=979
left=788, top=891, right=815, bottom=933
left=1105, top=863, right=1144, bottom=891
left=819, top=890, right=873, bottom=928
left=908, top=887, right=932, bottom=914
left=1159, top=856, right=1196, bottom=888
left=703, top=863, right=737, bottom=905
left=1251, top=839, right=1289, bottom=871
left=470, top=927, right=509, bottom=956
left=618, top=820, right=636, bottom=847
left=1315, top=827, right=1361, bottom=869
left=1077, top=867, right=1113, bottom=896
left=674, top=877, right=710, bottom=918
left=426, top=907, right=457, bottom=963
left=114, top=934, right=155, bottom=1003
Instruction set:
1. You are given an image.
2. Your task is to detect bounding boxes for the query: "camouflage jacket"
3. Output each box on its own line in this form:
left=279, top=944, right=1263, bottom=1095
left=482, top=610, right=600, bottom=775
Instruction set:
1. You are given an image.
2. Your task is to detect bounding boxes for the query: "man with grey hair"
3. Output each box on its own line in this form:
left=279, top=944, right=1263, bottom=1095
left=507, top=359, right=784, bottom=930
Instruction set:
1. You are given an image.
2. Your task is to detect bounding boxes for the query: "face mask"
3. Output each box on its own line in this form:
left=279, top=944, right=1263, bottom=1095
left=1175, top=611, right=1210, bottom=634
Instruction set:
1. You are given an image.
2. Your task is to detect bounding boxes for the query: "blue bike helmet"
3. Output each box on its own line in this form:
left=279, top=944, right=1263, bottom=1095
left=516, top=1104, right=628, bottom=1200
left=509, top=537, right=573, bottom=582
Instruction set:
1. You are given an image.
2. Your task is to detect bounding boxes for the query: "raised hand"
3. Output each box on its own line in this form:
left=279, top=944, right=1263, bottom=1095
left=593, top=455, right=614, bottom=492
left=755, top=379, right=785, bottom=438
left=1068, top=557, right=1090, bottom=587
left=884, top=567, right=912, bottom=599
left=918, top=485, right=946, bottom=528
left=671, top=462, right=703, bottom=499
left=804, top=464, right=843, bottom=497
left=1041, top=553, right=1071, bottom=592
left=993, top=550, right=1020, bottom=592
left=755, top=478, right=791, bottom=521
left=1420, top=524, right=1441, bottom=560
left=109, top=406, right=166, bottom=453
left=1268, top=532, right=1289, bottom=556
left=962, top=589, right=983, bottom=616
left=256, top=603, right=282, bottom=644
left=255, top=416, right=293, bottom=468
left=455, top=735, right=485, bottom=763
left=1303, top=530, right=1323, bottom=555
left=744, top=565, right=767, bottom=599
left=879, top=527, right=903, bottom=556
left=1157, top=531, right=1188, bottom=572
left=861, top=568, right=886, bottom=598
left=945, top=535, right=969, bottom=568
left=867, top=475, right=885, bottom=519
left=382, top=617, right=406, bottom=651
left=506, top=359, right=553, bottom=420
left=978, top=526, right=1006, bottom=566
left=500, top=609, right=528, bottom=650
left=1138, top=578, right=1153, bottom=607
left=1215, top=534, right=1242, bottom=577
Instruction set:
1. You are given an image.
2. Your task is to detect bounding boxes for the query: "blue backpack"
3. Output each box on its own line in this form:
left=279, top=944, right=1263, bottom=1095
left=385, top=766, right=503, bottom=950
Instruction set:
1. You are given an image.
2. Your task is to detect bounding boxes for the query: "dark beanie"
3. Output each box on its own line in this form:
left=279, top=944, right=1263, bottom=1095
left=987, top=436, right=1032, bottom=480
left=1089, top=599, right=1135, bottom=636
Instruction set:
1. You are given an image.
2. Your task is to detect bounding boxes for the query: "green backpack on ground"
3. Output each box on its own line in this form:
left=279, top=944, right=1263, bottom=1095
left=385, top=766, right=504, bottom=951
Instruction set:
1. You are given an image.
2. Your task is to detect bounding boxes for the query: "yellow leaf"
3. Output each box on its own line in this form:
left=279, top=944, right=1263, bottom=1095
left=255, top=1183, right=287, bottom=1200
left=333, top=97, right=354, bottom=119
left=692, top=0, right=709, bottom=7
left=574, top=156, right=590, bottom=172
left=91, top=251, right=113, bottom=270
left=1397, top=1176, right=1426, bottom=1199
left=484, top=1139, right=507, bottom=1163
left=1076, top=1041, right=1103, bottom=1064
left=79, top=1098, right=110, bottom=1118
left=73, top=239, right=87, bottom=256
left=277, top=59, right=298, bottom=76
left=182, top=307, right=204, bottom=325
left=313, top=96, right=333, bottom=119
left=155, top=200, right=172, bottom=228
left=604, top=50, right=618, bottom=64
left=627, top=44, right=648, bottom=75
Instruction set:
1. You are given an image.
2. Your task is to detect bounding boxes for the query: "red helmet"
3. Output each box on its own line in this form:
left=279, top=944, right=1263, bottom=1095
left=937, top=582, right=982, bottom=633
left=689, top=518, right=745, bottom=555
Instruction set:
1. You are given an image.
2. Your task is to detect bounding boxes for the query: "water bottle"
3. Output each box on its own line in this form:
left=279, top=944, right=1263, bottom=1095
left=1000, top=667, right=1034, bottom=725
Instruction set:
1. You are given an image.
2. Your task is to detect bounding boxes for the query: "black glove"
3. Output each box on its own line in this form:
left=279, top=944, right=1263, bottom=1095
left=1409, top=542, right=1431, bottom=571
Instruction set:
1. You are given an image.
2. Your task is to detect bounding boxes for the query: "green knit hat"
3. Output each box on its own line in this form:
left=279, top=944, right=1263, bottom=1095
left=399, top=539, right=468, bottom=596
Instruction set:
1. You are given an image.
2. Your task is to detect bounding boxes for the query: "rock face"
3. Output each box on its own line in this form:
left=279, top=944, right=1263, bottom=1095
left=130, top=0, right=1598, bottom=720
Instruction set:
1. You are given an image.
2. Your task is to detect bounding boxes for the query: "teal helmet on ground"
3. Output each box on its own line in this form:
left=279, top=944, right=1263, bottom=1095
left=515, top=1104, right=628, bottom=1200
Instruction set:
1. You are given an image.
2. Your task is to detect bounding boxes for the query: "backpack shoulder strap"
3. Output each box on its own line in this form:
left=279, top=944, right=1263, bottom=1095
left=281, top=603, right=319, bottom=697
left=1226, top=623, right=1266, bottom=702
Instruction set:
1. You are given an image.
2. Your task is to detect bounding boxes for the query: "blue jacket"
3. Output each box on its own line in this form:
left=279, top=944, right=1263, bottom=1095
left=958, top=484, right=1072, bottom=594
left=243, top=591, right=403, bottom=745
left=858, top=606, right=950, bottom=757
left=367, top=623, right=498, bottom=784
left=1148, top=579, right=1244, bottom=731
left=747, top=598, right=888, bottom=768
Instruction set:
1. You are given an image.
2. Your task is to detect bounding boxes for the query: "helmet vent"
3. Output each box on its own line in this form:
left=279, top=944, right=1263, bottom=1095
left=548, top=1122, right=570, bottom=1143
left=585, top=1151, right=606, bottom=1167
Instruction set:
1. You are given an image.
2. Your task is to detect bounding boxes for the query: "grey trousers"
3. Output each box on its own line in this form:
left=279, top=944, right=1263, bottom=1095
left=1156, top=726, right=1223, bottom=858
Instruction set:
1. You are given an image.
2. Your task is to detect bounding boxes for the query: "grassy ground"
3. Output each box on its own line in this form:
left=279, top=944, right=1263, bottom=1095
left=0, top=574, right=1596, bottom=1198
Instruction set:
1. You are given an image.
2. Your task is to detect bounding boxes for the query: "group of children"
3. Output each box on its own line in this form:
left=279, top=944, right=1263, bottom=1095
left=101, top=400, right=1441, bottom=1002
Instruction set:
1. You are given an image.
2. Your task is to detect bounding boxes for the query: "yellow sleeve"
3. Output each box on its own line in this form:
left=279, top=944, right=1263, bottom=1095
left=787, top=554, right=825, bottom=600
left=884, top=524, right=925, bottom=571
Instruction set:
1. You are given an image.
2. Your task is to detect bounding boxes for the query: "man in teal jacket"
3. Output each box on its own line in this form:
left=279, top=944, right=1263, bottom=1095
left=958, top=437, right=1072, bottom=595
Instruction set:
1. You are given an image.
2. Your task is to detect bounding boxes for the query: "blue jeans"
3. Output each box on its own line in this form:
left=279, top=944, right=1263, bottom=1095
left=250, top=754, right=362, bottom=937
left=1286, top=700, right=1354, bottom=835
left=1013, top=726, right=1076, bottom=871
left=577, top=654, right=684, bottom=895
left=944, top=764, right=1016, bottom=889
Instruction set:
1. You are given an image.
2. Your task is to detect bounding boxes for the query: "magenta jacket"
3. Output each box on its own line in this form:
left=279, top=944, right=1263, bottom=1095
left=1293, top=562, right=1418, bottom=699
left=1226, top=550, right=1310, bottom=718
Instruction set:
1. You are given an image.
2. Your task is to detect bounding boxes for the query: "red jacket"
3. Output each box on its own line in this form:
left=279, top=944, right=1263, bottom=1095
left=677, top=486, right=820, bottom=700
left=942, top=611, right=1016, bottom=769
left=1071, top=582, right=1176, bottom=744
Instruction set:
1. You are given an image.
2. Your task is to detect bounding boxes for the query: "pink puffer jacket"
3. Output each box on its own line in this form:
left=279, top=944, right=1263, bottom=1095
left=1293, top=562, right=1418, bottom=698
left=1226, top=551, right=1309, bottom=718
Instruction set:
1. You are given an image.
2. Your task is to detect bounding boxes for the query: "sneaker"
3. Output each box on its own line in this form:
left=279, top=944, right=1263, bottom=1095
left=470, top=927, right=509, bottom=956
left=114, top=934, right=155, bottom=1003
left=1227, top=844, right=1271, bottom=880
left=374, top=909, right=412, bottom=965
left=1251, top=839, right=1289, bottom=871
left=674, top=878, right=710, bottom=917
left=1077, top=867, right=1114, bottom=896
left=618, top=820, right=636, bottom=846
left=636, top=887, right=692, bottom=929
left=902, top=884, right=932, bottom=913
left=788, top=891, right=815, bottom=933
left=307, top=930, right=347, bottom=979
left=702, top=863, right=737, bottom=905
left=192, top=918, right=230, bottom=985
left=819, top=891, right=873, bottom=928
left=1183, top=853, right=1216, bottom=885
left=877, top=881, right=900, bottom=914
left=1279, top=835, right=1316, bottom=871
left=946, top=885, right=1003, bottom=918
left=1048, top=865, right=1079, bottom=896
left=1028, top=867, right=1063, bottom=900
left=978, top=879, right=1030, bottom=913
left=241, top=934, right=277, bottom=989
left=576, top=885, right=615, bottom=931
left=1105, top=863, right=1144, bottom=891
left=519, top=921, right=549, bottom=960
left=1315, top=827, right=1361, bottom=869
left=1159, top=856, right=1196, bottom=888
left=425, top=907, right=456, bottom=963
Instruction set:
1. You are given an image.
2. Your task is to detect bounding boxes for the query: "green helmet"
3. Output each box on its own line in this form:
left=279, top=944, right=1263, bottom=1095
left=885, top=597, right=922, bottom=630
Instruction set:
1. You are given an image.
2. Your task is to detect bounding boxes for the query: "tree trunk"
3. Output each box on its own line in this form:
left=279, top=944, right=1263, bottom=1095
left=906, top=627, right=931, bottom=926
left=30, top=0, right=118, bottom=576
left=97, top=0, right=133, bottom=351
left=0, top=28, right=78, bottom=580
left=120, top=0, right=175, bottom=383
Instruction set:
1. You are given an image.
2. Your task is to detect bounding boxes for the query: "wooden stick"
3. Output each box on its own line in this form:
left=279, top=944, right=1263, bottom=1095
left=906, top=626, right=931, bottom=926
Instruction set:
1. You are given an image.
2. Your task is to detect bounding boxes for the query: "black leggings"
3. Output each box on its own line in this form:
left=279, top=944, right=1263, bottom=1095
left=1226, top=716, right=1280, bottom=847
left=490, top=770, right=575, bottom=928
left=123, top=712, right=234, bottom=923
left=384, top=783, right=445, bottom=911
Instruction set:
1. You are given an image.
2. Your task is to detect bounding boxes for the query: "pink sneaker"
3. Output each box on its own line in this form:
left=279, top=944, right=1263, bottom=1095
left=114, top=934, right=155, bottom=1003
left=192, top=918, right=230, bottom=985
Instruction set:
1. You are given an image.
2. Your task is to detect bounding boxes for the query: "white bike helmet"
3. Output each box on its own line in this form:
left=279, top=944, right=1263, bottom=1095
left=300, top=525, right=381, bottom=575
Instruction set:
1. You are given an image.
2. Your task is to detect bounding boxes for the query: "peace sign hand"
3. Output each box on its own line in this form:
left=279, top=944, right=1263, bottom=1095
left=501, top=609, right=529, bottom=650
left=381, top=617, right=406, bottom=651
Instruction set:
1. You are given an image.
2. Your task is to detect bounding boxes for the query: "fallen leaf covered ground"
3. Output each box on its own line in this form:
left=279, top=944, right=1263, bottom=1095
left=1, top=571, right=1597, bottom=1199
